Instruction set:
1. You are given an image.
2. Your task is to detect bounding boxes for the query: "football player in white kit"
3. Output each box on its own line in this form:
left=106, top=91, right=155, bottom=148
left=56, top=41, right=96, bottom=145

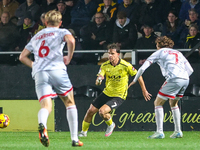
left=129, top=36, right=194, bottom=139
left=19, top=10, right=83, bottom=147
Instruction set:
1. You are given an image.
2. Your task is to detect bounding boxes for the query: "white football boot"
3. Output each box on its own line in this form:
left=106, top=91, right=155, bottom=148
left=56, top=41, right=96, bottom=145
left=105, top=122, right=116, bottom=137
left=78, top=131, right=87, bottom=137
left=147, top=132, right=165, bottom=139
left=170, top=131, right=183, bottom=138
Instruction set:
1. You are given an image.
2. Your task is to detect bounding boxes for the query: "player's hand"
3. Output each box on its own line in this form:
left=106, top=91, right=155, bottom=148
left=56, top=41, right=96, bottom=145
left=95, top=75, right=104, bottom=86
left=128, top=81, right=136, bottom=88
left=142, top=90, right=152, bottom=101
left=63, top=56, right=71, bottom=65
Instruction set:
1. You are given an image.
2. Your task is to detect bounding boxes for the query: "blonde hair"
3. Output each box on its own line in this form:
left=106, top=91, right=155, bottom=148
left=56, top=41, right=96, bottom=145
left=45, top=10, right=62, bottom=26
left=155, top=36, right=174, bottom=48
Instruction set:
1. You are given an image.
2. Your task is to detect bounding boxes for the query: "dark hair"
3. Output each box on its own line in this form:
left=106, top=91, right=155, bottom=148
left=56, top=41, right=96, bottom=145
left=166, top=10, right=179, bottom=32
left=91, top=12, right=109, bottom=22
left=188, top=8, right=198, bottom=14
left=155, top=36, right=174, bottom=48
left=107, top=43, right=120, bottom=53
left=188, top=23, right=199, bottom=31
left=1, top=11, right=10, bottom=18
left=168, top=10, right=178, bottom=17
left=117, top=11, right=127, bottom=19
left=24, top=12, right=33, bottom=21
left=143, top=22, right=153, bottom=28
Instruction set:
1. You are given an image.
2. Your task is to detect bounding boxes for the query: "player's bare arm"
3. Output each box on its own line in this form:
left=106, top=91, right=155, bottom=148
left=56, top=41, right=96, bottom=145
left=63, top=34, right=75, bottom=65
left=95, top=75, right=104, bottom=86
left=138, top=76, right=152, bottom=101
left=19, top=48, right=33, bottom=68
left=128, top=81, right=136, bottom=88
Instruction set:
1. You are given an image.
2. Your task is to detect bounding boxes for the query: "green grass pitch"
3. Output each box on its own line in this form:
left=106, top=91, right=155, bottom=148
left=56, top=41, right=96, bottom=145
left=0, top=131, right=199, bottom=150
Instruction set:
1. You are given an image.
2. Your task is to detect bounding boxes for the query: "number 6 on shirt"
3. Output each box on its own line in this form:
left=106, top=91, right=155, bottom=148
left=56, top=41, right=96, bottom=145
left=39, top=40, right=50, bottom=57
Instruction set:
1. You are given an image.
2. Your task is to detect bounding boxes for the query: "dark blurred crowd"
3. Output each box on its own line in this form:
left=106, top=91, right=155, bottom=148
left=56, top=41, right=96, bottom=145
left=0, top=0, right=200, bottom=65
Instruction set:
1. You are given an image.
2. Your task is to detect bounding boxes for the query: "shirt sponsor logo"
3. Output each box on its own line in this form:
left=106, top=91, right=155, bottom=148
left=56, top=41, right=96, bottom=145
left=108, top=75, right=121, bottom=79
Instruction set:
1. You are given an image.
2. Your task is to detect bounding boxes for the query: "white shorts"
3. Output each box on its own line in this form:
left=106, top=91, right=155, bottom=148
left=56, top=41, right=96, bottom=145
left=158, top=78, right=189, bottom=100
left=34, top=69, right=73, bottom=102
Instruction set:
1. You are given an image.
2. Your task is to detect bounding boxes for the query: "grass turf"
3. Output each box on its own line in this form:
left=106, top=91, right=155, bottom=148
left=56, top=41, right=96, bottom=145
left=0, top=131, right=199, bottom=150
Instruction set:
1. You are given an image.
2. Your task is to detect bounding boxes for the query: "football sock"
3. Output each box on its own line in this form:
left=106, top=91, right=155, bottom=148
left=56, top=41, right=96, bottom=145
left=155, top=106, right=164, bottom=133
left=38, top=108, right=49, bottom=129
left=171, top=106, right=181, bottom=132
left=105, top=117, right=113, bottom=126
left=82, top=120, right=91, bottom=132
left=67, top=105, right=78, bottom=141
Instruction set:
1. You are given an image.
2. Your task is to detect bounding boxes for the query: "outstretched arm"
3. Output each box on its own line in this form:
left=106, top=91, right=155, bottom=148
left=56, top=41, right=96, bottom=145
left=128, top=66, right=145, bottom=88
left=129, top=60, right=151, bottom=88
left=128, top=60, right=152, bottom=101
left=138, top=76, right=152, bottom=101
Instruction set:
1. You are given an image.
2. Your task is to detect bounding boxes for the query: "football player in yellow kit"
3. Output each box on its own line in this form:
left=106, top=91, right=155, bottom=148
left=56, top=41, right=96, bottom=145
left=79, top=43, right=152, bottom=137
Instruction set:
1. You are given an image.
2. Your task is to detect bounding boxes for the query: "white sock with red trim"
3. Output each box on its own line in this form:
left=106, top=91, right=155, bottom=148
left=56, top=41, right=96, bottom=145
left=155, top=106, right=164, bottom=133
left=38, top=108, right=49, bottom=129
left=171, top=106, right=181, bottom=132
left=67, top=105, right=78, bottom=141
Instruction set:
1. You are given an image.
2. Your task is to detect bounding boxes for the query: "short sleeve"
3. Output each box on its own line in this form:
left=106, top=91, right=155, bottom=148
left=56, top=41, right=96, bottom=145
left=128, top=64, right=137, bottom=76
left=61, top=29, right=72, bottom=42
left=97, top=65, right=105, bottom=77
left=25, top=39, right=34, bottom=52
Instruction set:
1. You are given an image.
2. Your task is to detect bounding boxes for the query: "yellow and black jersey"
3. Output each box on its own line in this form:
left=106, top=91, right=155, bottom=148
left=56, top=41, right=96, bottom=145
left=97, top=59, right=137, bottom=100
left=97, top=2, right=117, bottom=19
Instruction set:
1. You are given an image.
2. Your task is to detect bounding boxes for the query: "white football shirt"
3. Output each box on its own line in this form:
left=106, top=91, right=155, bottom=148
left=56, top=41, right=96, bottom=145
left=133, top=48, right=193, bottom=82
left=25, top=27, right=71, bottom=77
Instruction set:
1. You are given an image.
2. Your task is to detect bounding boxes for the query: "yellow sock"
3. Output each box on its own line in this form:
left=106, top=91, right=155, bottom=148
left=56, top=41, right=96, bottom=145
left=82, top=120, right=91, bottom=132
left=105, top=117, right=113, bottom=126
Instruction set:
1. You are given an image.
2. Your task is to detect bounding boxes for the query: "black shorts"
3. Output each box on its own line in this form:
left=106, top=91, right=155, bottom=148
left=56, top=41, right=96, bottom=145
left=92, top=92, right=124, bottom=110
